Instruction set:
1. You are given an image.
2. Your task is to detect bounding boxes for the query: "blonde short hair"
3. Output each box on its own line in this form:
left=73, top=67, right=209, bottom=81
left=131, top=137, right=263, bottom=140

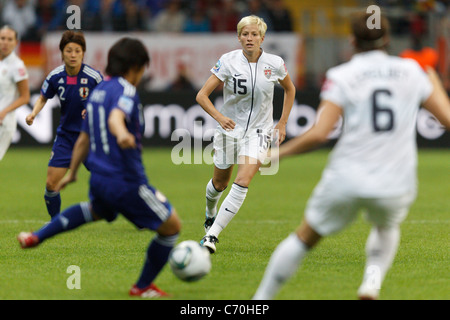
left=237, top=15, right=267, bottom=37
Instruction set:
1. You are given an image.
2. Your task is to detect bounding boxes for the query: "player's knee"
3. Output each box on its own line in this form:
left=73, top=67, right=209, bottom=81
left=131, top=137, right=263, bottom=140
left=211, top=179, right=228, bottom=192
left=296, top=220, right=322, bottom=248
left=233, top=177, right=251, bottom=188
left=45, top=180, right=58, bottom=191
left=158, top=209, right=182, bottom=236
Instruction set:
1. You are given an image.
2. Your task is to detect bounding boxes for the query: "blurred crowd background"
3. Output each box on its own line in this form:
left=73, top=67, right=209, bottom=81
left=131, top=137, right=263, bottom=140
left=0, top=0, right=449, bottom=91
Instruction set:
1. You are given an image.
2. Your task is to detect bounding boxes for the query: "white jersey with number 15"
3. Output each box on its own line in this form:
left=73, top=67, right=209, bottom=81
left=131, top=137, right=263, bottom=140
left=211, top=49, right=288, bottom=138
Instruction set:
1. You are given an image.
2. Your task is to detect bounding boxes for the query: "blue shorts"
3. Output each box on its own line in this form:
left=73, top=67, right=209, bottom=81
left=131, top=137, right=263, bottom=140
left=49, top=130, right=89, bottom=169
left=89, top=173, right=173, bottom=231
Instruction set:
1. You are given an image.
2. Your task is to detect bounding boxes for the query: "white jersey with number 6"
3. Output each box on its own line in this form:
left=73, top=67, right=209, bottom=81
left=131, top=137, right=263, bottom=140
left=319, top=50, right=433, bottom=197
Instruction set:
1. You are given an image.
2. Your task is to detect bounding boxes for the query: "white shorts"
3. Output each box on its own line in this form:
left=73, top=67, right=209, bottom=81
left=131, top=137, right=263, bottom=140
left=305, top=181, right=416, bottom=236
left=0, top=127, right=14, bottom=160
left=213, top=129, right=271, bottom=169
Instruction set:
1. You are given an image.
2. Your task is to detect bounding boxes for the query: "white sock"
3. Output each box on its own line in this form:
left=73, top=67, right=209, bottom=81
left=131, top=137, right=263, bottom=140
left=359, top=226, right=400, bottom=294
left=207, top=183, right=247, bottom=237
left=253, top=233, right=309, bottom=300
left=205, top=179, right=224, bottom=218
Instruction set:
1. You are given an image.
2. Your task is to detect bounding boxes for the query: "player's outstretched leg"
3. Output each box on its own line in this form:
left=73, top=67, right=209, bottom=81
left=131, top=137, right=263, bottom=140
left=17, top=202, right=95, bottom=248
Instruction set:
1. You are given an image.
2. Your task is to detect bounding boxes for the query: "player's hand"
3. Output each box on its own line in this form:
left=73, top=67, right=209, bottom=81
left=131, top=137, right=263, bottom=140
left=56, top=174, right=76, bottom=192
left=25, top=113, right=35, bottom=126
left=117, top=132, right=137, bottom=149
left=218, top=115, right=236, bottom=132
left=81, top=109, right=87, bottom=120
left=274, top=122, right=287, bottom=146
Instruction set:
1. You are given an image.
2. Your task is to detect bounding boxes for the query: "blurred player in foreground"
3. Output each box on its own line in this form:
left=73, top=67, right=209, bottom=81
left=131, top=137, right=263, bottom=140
left=253, top=11, right=450, bottom=300
left=26, top=31, right=102, bottom=218
left=0, top=25, right=30, bottom=160
left=18, top=38, right=182, bottom=298
left=197, top=15, right=295, bottom=253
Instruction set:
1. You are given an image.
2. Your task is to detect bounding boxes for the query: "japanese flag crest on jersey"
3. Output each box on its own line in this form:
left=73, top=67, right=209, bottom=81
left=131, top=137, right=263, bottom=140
left=79, top=87, right=89, bottom=99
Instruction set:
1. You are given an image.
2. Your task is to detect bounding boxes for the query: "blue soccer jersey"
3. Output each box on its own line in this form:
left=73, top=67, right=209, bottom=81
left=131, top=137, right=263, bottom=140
left=82, top=76, right=147, bottom=184
left=41, top=64, right=103, bottom=134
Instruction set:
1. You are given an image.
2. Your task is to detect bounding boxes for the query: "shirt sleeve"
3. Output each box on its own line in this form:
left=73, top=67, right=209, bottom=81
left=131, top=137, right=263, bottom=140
left=12, top=60, right=28, bottom=83
left=115, top=94, right=135, bottom=118
left=414, top=63, right=433, bottom=103
left=41, top=77, right=56, bottom=99
left=210, top=55, right=228, bottom=82
left=275, top=57, right=288, bottom=81
left=319, top=70, right=348, bottom=107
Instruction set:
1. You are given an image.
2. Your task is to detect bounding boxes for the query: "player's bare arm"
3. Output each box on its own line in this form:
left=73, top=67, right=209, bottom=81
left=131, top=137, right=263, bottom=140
left=278, top=100, right=342, bottom=158
left=423, top=67, right=450, bottom=130
left=0, top=79, right=30, bottom=124
left=275, top=73, right=296, bottom=145
left=108, top=108, right=136, bottom=149
left=26, top=94, right=48, bottom=126
left=197, top=74, right=235, bottom=131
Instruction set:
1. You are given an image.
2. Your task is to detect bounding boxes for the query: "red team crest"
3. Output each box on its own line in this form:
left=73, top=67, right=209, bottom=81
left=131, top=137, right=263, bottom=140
left=321, top=78, right=334, bottom=92
left=264, top=67, right=272, bottom=79
left=18, top=68, right=26, bottom=77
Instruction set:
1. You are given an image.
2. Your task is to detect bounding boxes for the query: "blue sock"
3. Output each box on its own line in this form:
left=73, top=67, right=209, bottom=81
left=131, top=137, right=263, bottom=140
left=34, top=202, right=93, bottom=243
left=136, top=234, right=179, bottom=289
left=44, top=189, right=61, bottom=218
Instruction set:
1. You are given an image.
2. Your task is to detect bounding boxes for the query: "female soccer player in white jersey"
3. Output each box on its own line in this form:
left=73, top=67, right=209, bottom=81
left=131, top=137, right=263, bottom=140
left=0, top=25, right=30, bottom=160
left=253, top=12, right=450, bottom=300
left=196, top=15, right=296, bottom=253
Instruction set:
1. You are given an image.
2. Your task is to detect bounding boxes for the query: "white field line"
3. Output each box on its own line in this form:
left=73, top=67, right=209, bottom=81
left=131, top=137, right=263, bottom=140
left=0, top=219, right=448, bottom=225
left=0, top=220, right=48, bottom=224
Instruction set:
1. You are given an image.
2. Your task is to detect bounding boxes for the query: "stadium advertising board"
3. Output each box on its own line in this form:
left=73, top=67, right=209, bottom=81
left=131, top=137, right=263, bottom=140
left=13, top=89, right=449, bottom=148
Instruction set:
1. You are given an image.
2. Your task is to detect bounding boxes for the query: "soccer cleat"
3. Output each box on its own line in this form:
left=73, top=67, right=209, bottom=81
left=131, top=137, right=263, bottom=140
left=204, top=213, right=216, bottom=233
left=129, top=283, right=170, bottom=298
left=357, top=284, right=379, bottom=300
left=200, top=235, right=219, bottom=254
left=17, top=232, right=40, bottom=248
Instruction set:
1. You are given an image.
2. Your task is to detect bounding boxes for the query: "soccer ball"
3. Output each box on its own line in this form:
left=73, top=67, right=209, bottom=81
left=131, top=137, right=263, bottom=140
left=169, top=240, right=212, bottom=282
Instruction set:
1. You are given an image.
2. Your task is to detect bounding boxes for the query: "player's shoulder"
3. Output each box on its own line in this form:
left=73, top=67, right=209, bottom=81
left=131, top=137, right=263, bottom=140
left=5, top=53, right=27, bottom=77
left=119, top=78, right=137, bottom=97
left=391, top=55, right=425, bottom=74
left=220, top=49, right=243, bottom=62
left=6, top=52, right=26, bottom=66
left=81, top=64, right=103, bottom=83
left=261, top=51, right=283, bottom=63
left=46, top=64, right=65, bottom=81
left=104, top=77, right=138, bottom=114
left=112, top=77, right=137, bottom=98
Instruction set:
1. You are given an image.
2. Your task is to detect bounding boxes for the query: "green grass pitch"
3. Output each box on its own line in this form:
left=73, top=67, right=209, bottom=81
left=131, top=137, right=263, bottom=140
left=0, top=147, right=448, bottom=300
